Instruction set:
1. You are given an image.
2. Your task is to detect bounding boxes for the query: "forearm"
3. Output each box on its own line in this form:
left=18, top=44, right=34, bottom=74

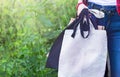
left=77, top=0, right=87, bottom=15
left=78, top=0, right=83, bottom=3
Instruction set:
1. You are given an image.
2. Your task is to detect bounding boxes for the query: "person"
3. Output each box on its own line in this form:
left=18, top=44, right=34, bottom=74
left=77, top=0, right=120, bottom=77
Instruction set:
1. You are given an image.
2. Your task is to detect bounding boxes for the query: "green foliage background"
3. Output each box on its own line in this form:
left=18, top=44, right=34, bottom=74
left=0, top=0, right=77, bottom=77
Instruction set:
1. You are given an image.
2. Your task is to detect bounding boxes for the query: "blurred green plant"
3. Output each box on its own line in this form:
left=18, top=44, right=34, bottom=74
left=0, top=0, right=77, bottom=77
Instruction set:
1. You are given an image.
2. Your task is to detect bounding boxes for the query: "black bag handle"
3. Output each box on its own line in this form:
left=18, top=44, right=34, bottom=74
left=71, top=8, right=90, bottom=38
left=71, top=8, right=98, bottom=38
left=80, top=9, right=90, bottom=38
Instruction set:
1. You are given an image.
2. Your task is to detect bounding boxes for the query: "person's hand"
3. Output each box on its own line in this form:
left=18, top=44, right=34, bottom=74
left=77, top=2, right=105, bottom=30
left=98, top=25, right=105, bottom=30
left=68, top=18, right=75, bottom=25
left=77, top=3, right=88, bottom=16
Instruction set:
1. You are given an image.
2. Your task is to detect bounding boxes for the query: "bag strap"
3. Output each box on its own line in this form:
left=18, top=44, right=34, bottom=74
left=80, top=9, right=90, bottom=38
left=71, top=8, right=90, bottom=38
left=71, top=8, right=97, bottom=38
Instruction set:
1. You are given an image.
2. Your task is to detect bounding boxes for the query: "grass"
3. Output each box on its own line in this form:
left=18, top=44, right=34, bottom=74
left=0, top=0, right=77, bottom=76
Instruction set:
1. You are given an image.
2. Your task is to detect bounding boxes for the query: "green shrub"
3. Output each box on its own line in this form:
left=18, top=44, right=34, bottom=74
left=0, top=0, right=77, bottom=77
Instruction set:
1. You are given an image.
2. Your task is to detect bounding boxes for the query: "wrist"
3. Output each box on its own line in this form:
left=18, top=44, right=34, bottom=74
left=76, top=2, right=83, bottom=10
left=77, top=4, right=87, bottom=16
left=78, top=0, right=83, bottom=3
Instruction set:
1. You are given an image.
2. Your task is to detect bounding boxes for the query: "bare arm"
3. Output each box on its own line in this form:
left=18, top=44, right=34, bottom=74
left=77, top=0, right=87, bottom=15
left=78, top=0, right=83, bottom=3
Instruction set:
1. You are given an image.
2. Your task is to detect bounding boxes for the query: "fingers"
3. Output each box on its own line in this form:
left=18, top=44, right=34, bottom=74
left=46, top=53, right=49, bottom=57
left=68, top=18, right=75, bottom=25
left=98, top=25, right=105, bottom=30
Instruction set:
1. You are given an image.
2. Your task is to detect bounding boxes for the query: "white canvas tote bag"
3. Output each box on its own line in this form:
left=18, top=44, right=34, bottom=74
left=58, top=11, right=107, bottom=77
